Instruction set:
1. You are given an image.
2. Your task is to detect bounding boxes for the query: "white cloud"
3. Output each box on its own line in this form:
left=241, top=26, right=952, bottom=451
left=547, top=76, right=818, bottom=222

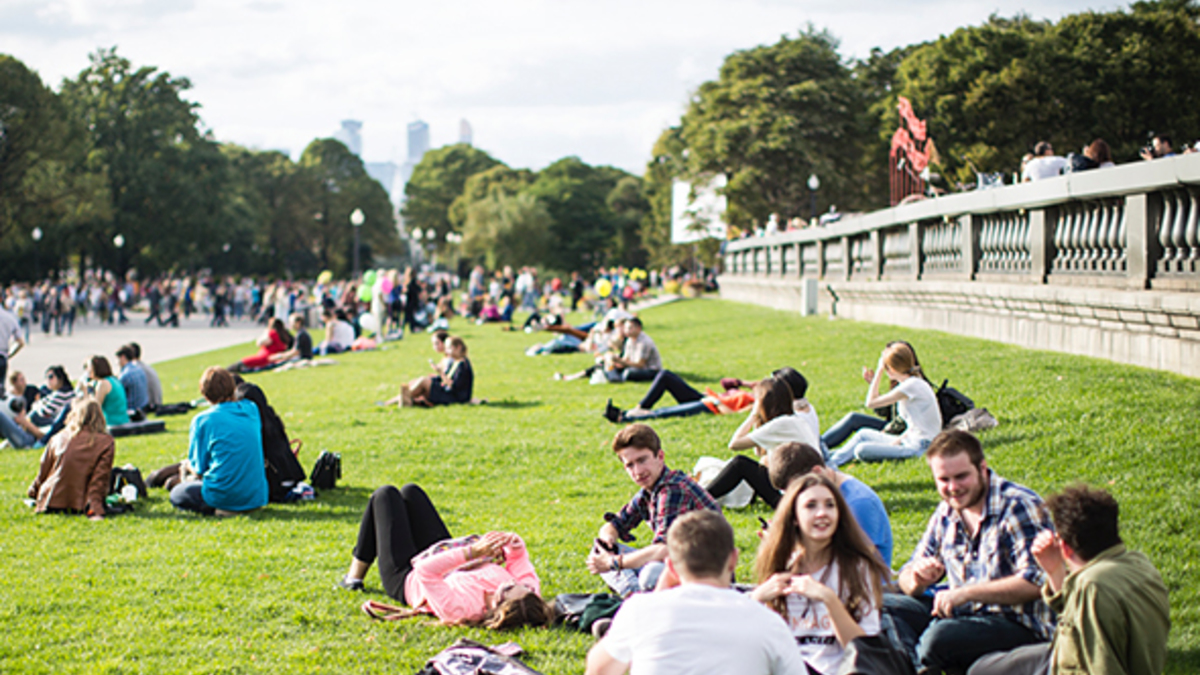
left=2, top=0, right=1120, bottom=174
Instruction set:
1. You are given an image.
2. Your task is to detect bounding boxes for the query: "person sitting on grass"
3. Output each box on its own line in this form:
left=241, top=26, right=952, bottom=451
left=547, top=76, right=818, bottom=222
left=968, top=485, right=1170, bottom=675
left=169, top=367, right=268, bottom=517
left=26, top=397, right=114, bottom=520
left=586, top=510, right=810, bottom=675
left=766, top=442, right=893, bottom=567
left=704, top=378, right=820, bottom=508
left=268, top=314, right=314, bottom=366
left=585, top=423, right=720, bottom=596
left=827, top=341, right=941, bottom=468
left=752, top=473, right=891, bottom=675
left=230, top=318, right=293, bottom=373
left=116, top=344, right=149, bottom=417
left=721, top=367, right=821, bottom=443
left=126, top=343, right=162, bottom=411
left=317, top=308, right=356, bottom=355
left=26, top=365, right=75, bottom=428
left=820, top=340, right=929, bottom=451
left=385, top=336, right=474, bottom=407
left=338, top=483, right=555, bottom=630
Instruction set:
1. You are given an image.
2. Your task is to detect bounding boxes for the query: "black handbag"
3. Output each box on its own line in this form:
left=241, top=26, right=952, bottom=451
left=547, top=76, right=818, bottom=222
left=836, top=635, right=916, bottom=675
left=310, top=451, right=341, bottom=490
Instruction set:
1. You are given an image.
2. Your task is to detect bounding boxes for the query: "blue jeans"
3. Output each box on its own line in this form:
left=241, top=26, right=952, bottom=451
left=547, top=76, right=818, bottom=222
left=637, top=370, right=703, bottom=409
left=170, top=482, right=215, bottom=515
left=605, top=367, right=659, bottom=383
left=885, top=593, right=1044, bottom=675
left=822, top=411, right=887, bottom=448
left=0, top=412, right=36, bottom=448
left=598, top=543, right=665, bottom=596
left=625, top=400, right=711, bottom=421
left=828, top=429, right=929, bottom=468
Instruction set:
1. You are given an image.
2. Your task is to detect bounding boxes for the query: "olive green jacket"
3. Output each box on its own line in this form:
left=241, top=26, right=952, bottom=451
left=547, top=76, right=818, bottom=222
left=1045, top=544, right=1170, bottom=675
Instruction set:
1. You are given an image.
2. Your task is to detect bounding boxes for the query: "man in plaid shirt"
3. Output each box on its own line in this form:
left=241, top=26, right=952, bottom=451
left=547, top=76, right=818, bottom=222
left=586, top=423, right=720, bottom=596
left=891, top=430, right=1055, bottom=675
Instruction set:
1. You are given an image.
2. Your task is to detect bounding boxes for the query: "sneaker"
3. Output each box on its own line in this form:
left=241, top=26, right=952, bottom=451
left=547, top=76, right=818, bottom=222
left=603, top=399, right=622, bottom=424
left=337, top=576, right=365, bottom=592
left=552, top=372, right=563, bottom=381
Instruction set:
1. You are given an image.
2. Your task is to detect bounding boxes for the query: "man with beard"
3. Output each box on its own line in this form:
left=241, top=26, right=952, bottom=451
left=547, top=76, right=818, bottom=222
left=889, top=430, right=1055, bottom=675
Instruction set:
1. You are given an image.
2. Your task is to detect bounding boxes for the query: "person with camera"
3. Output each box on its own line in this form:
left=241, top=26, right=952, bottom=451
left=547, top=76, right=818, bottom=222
left=1140, top=134, right=1175, bottom=160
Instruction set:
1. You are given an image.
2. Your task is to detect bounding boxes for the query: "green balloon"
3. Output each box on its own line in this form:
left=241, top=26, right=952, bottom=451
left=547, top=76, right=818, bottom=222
left=363, top=270, right=378, bottom=286
left=358, top=284, right=372, bottom=302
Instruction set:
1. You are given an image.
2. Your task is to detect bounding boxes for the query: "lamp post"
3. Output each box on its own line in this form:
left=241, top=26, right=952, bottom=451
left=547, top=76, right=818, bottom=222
left=31, top=227, right=42, bottom=280
left=807, top=174, right=820, bottom=223
left=350, top=208, right=365, bottom=279
left=113, top=233, right=125, bottom=277
left=411, top=228, right=424, bottom=264
left=426, top=228, right=437, bottom=268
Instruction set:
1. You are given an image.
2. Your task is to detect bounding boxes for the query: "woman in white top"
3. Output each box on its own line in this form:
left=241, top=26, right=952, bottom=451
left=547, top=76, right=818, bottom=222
left=753, top=473, right=889, bottom=675
left=707, top=377, right=821, bottom=509
left=827, top=342, right=942, bottom=468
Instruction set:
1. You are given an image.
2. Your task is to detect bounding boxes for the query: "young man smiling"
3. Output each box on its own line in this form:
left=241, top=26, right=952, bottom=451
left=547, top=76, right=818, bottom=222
left=890, top=429, right=1055, bottom=675
left=586, top=423, right=719, bottom=596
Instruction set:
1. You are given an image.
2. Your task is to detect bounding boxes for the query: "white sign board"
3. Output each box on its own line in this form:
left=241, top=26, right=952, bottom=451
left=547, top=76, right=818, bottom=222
left=671, top=174, right=728, bottom=244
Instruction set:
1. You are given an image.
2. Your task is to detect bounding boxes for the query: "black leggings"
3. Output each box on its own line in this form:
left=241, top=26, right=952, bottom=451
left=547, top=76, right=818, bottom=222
left=353, top=484, right=451, bottom=602
left=704, top=455, right=781, bottom=509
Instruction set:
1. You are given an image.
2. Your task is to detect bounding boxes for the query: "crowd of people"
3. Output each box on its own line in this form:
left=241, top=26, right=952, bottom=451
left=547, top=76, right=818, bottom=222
left=0, top=265, right=1174, bottom=675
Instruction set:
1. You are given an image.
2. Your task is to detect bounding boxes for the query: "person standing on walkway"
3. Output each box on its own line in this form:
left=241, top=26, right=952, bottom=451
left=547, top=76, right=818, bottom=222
left=0, top=303, right=26, bottom=387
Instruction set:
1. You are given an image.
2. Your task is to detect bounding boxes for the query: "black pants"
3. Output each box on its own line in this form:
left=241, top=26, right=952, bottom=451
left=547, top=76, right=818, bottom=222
left=637, top=370, right=703, bottom=410
left=0, top=354, right=7, bottom=391
left=705, top=455, right=780, bottom=508
left=353, top=484, right=451, bottom=602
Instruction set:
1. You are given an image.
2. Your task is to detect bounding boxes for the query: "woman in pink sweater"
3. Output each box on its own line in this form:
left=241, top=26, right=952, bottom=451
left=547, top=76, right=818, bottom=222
left=339, top=483, right=554, bottom=629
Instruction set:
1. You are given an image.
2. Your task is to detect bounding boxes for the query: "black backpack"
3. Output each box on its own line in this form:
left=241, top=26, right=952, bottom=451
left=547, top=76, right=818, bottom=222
left=935, top=379, right=974, bottom=427
left=310, top=451, right=341, bottom=490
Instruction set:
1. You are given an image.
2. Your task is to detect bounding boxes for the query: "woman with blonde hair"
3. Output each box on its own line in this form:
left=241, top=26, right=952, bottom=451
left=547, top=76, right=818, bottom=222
left=753, top=474, right=890, bottom=674
left=827, top=342, right=941, bottom=467
left=27, top=397, right=115, bottom=520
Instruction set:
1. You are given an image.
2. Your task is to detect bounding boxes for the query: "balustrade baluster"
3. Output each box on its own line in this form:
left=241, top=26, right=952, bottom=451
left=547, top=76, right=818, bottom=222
left=1186, top=189, right=1200, bottom=270
left=1019, top=216, right=1031, bottom=269
left=1172, top=189, right=1190, bottom=266
left=1003, top=215, right=1016, bottom=271
left=1159, top=191, right=1177, bottom=271
left=1114, top=203, right=1127, bottom=271
left=1053, top=209, right=1067, bottom=270
left=1095, top=202, right=1112, bottom=271
left=1085, top=205, right=1101, bottom=271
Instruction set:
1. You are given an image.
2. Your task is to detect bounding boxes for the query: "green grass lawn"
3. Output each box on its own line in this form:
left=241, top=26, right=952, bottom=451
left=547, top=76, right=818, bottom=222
left=1, top=298, right=1197, bottom=674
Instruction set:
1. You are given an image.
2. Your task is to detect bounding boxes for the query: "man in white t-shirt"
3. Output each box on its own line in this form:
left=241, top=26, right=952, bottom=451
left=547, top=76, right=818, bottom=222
left=1021, top=141, right=1066, bottom=182
left=585, top=510, right=808, bottom=675
left=604, top=317, right=661, bottom=383
left=318, top=308, right=356, bottom=354
left=0, top=305, right=25, bottom=387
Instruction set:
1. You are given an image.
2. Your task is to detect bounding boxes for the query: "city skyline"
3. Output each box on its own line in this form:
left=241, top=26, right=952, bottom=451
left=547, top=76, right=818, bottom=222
left=3, top=0, right=1118, bottom=175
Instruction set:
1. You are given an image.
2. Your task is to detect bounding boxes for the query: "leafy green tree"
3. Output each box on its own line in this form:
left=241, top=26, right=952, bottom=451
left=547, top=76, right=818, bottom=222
left=638, top=126, right=695, bottom=268
left=447, top=164, right=535, bottom=232
left=0, top=54, right=109, bottom=280
left=60, top=47, right=233, bottom=276
left=299, top=138, right=399, bottom=276
left=462, top=192, right=553, bottom=270
left=402, top=143, right=500, bottom=246
left=606, top=175, right=649, bottom=268
left=525, top=156, right=627, bottom=271
left=680, top=27, right=869, bottom=229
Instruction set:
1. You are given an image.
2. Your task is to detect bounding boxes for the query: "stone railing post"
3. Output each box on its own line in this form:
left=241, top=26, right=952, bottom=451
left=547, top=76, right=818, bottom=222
left=1125, top=193, right=1157, bottom=289
left=842, top=236, right=852, bottom=281
left=909, top=222, right=921, bottom=280
left=961, top=215, right=980, bottom=280
left=870, top=230, right=883, bottom=280
left=1029, top=207, right=1056, bottom=284
left=817, top=240, right=827, bottom=279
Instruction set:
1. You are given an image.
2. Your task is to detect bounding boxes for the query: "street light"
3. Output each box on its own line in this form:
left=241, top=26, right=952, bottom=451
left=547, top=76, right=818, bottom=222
left=807, top=174, right=820, bottom=222
left=350, top=208, right=365, bottom=279
left=113, top=233, right=125, bottom=248
left=31, top=227, right=42, bottom=280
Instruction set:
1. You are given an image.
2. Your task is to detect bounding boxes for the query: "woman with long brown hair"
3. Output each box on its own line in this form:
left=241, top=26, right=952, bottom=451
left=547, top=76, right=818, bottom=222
left=27, top=397, right=115, bottom=520
left=339, top=483, right=554, bottom=631
left=753, top=474, right=890, bottom=674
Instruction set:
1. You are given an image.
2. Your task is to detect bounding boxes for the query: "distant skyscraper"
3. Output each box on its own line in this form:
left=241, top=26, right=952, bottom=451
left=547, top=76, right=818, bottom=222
left=365, top=162, right=399, bottom=202
left=407, top=120, right=430, bottom=161
left=334, top=119, right=363, bottom=156
left=459, top=119, right=473, bottom=146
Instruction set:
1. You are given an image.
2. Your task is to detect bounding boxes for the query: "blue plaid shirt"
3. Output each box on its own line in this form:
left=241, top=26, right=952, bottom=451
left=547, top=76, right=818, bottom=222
left=610, top=467, right=720, bottom=544
left=904, top=469, right=1056, bottom=639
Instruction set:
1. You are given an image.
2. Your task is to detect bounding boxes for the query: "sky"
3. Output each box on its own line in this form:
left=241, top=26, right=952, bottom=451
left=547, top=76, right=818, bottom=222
left=2, top=0, right=1120, bottom=176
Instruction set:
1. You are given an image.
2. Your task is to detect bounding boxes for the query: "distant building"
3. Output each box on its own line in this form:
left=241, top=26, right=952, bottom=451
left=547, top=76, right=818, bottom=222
left=334, top=119, right=363, bottom=156
left=407, top=121, right=430, bottom=161
left=459, top=119, right=473, bottom=146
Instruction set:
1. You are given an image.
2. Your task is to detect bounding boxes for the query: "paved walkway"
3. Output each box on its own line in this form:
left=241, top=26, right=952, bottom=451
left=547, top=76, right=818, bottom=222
left=9, top=314, right=262, bottom=381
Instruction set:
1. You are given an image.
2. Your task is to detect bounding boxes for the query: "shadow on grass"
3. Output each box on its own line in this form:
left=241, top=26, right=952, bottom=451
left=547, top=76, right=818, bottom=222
left=128, top=486, right=377, bottom=521
left=874, top=480, right=940, bottom=513
left=483, top=400, right=542, bottom=409
left=982, top=429, right=1037, bottom=450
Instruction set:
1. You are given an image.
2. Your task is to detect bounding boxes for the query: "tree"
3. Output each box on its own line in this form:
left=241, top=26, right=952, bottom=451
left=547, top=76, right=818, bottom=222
left=680, top=27, right=869, bottom=229
left=638, top=126, right=696, bottom=268
left=0, top=54, right=109, bottom=280
left=60, top=47, right=233, bottom=277
left=300, top=138, right=399, bottom=276
left=462, top=192, right=554, bottom=270
left=525, top=156, right=628, bottom=271
left=401, top=143, right=500, bottom=246
left=447, top=164, right=535, bottom=232
left=606, top=175, right=649, bottom=268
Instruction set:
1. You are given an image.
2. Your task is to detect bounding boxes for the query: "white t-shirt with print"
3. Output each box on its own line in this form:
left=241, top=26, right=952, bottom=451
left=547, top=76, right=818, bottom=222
left=783, top=560, right=881, bottom=675
left=748, top=413, right=820, bottom=452
left=603, top=583, right=809, bottom=675
left=895, top=377, right=942, bottom=443
left=794, top=402, right=821, bottom=445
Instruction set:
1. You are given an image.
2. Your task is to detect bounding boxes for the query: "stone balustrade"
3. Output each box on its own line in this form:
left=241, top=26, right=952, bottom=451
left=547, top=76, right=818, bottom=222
left=719, top=154, right=1200, bottom=378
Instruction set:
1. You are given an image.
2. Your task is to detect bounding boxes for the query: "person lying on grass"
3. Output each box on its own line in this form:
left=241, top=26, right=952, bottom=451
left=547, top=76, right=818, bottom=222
left=585, top=423, right=720, bottom=596
left=339, top=483, right=554, bottom=630
left=383, top=336, right=475, bottom=407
